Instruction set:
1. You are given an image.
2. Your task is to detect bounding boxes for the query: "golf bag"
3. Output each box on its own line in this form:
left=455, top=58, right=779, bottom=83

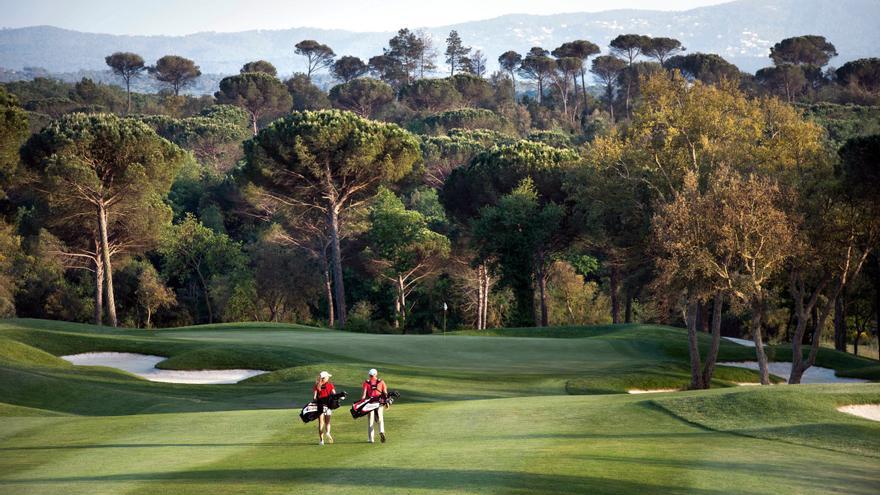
left=327, top=391, right=347, bottom=410
left=300, top=402, right=320, bottom=423
left=350, top=390, right=400, bottom=419
left=300, top=392, right=347, bottom=423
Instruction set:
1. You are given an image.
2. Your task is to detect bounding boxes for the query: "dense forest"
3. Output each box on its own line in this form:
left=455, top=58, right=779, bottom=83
left=1, top=30, right=878, bottom=380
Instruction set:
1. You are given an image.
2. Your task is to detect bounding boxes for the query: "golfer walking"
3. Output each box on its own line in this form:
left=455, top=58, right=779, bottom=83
left=362, top=368, right=388, bottom=443
left=313, top=371, right=335, bottom=445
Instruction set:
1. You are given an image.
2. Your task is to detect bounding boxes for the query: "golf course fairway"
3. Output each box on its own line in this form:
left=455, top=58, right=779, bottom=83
left=1, top=318, right=878, bottom=494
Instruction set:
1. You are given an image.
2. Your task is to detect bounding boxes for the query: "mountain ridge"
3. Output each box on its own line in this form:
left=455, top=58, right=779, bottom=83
left=1, top=0, right=877, bottom=86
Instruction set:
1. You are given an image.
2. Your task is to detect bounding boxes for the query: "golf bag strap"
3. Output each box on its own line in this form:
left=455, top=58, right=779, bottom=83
left=365, top=378, right=382, bottom=395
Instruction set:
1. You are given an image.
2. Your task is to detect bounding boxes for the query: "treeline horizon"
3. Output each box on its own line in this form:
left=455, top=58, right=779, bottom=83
left=0, top=29, right=878, bottom=385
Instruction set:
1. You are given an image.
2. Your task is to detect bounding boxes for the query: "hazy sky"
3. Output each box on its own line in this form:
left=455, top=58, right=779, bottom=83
left=2, top=0, right=733, bottom=35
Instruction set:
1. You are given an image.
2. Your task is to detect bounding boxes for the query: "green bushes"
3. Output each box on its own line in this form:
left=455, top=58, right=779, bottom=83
left=412, top=108, right=515, bottom=135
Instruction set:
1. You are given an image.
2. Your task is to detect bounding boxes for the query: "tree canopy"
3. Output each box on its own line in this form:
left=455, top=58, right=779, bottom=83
left=215, top=72, right=292, bottom=135
left=243, top=110, right=421, bottom=325
left=21, top=113, right=187, bottom=326
left=240, top=60, right=278, bottom=77
left=151, top=55, right=201, bottom=96
left=294, top=40, right=335, bottom=80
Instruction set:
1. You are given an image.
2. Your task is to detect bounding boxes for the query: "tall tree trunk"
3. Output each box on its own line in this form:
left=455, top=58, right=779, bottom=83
left=699, top=300, right=710, bottom=333
left=791, top=294, right=836, bottom=384
left=751, top=299, right=770, bottom=385
left=537, top=265, right=549, bottom=327
left=481, top=265, right=490, bottom=329
left=94, top=254, right=103, bottom=326
left=624, top=288, right=633, bottom=323
left=476, top=264, right=484, bottom=330
left=701, top=292, right=724, bottom=388
left=250, top=111, right=258, bottom=136
left=811, top=305, right=818, bottom=341
left=686, top=292, right=703, bottom=389
left=393, top=290, right=401, bottom=329
left=145, top=307, right=152, bottom=329
left=834, top=289, right=847, bottom=351
left=194, top=266, right=213, bottom=323
left=509, top=72, right=517, bottom=101
left=875, top=254, right=880, bottom=360
left=328, top=206, right=347, bottom=326
left=321, top=249, right=334, bottom=327
left=788, top=271, right=827, bottom=384
left=580, top=70, right=588, bottom=109
left=610, top=265, right=620, bottom=324
left=397, top=274, right=407, bottom=332
left=126, top=79, right=132, bottom=115
left=606, top=85, right=615, bottom=121
left=97, top=205, right=118, bottom=327
left=514, top=285, right=535, bottom=327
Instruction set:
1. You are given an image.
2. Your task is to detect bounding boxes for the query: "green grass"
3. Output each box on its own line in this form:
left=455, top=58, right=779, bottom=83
left=654, top=384, right=880, bottom=456
left=0, top=318, right=878, bottom=494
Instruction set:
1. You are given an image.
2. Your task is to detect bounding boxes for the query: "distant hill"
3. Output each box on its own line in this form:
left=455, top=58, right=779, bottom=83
left=1, top=0, right=877, bottom=94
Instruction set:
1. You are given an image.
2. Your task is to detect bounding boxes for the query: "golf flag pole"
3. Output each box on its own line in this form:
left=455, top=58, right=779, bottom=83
left=443, top=302, right=447, bottom=334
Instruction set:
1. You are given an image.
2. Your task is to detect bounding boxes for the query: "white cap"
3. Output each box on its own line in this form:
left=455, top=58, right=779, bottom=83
left=368, top=368, right=378, bottom=376
left=319, top=371, right=332, bottom=379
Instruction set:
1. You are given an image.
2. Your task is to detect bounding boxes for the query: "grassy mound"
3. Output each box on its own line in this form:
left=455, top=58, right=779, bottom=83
left=839, top=365, right=880, bottom=380
left=0, top=337, right=71, bottom=368
left=449, top=324, right=630, bottom=338
left=565, top=363, right=783, bottom=394
left=654, top=384, right=880, bottom=456
left=0, top=323, right=192, bottom=358
left=155, top=346, right=319, bottom=371
left=0, top=402, right=69, bottom=417
left=163, top=321, right=324, bottom=332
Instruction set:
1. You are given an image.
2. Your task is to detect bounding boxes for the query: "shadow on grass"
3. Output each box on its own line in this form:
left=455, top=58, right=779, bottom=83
left=652, top=398, right=880, bottom=457
left=572, top=454, right=876, bottom=492
left=0, top=467, right=731, bottom=494
left=726, top=422, right=880, bottom=457
left=0, top=442, right=309, bottom=451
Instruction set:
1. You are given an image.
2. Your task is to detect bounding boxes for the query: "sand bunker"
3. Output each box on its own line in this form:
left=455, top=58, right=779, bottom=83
left=61, top=352, right=267, bottom=384
left=718, top=361, right=868, bottom=385
left=722, top=337, right=755, bottom=347
left=627, top=389, right=680, bottom=394
left=837, top=404, right=880, bottom=422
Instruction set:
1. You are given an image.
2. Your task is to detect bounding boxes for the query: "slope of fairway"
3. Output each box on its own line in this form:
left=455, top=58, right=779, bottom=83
left=654, top=384, right=880, bottom=456
left=0, top=392, right=878, bottom=495
left=0, top=318, right=878, bottom=494
left=1, top=318, right=876, bottom=414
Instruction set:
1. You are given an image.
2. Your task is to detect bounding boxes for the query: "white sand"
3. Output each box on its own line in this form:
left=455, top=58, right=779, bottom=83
left=627, top=389, right=680, bottom=394
left=61, top=352, right=267, bottom=384
left=718, top=361, right=868, bottom=384
left=722, top=337, right=755, bottom=347
left=837, top=404, right=880, bottom=422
